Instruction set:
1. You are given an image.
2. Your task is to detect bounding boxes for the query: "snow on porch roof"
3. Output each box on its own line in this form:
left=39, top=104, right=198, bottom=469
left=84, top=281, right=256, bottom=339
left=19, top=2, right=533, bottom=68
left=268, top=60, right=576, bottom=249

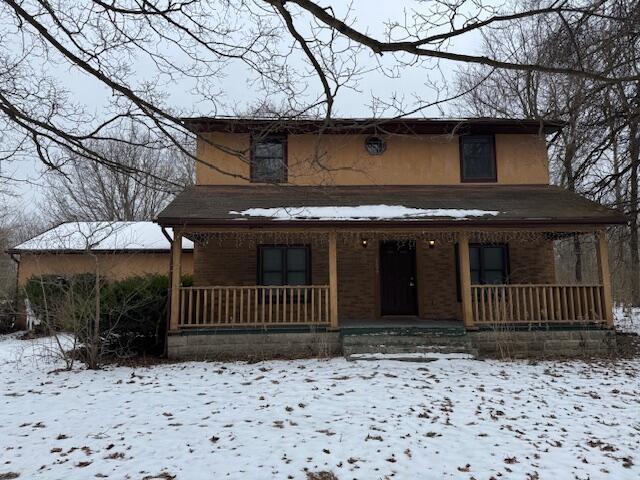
left=156, top=185, right=627, bottom=227
left=9, top=221, right=194, bottom=253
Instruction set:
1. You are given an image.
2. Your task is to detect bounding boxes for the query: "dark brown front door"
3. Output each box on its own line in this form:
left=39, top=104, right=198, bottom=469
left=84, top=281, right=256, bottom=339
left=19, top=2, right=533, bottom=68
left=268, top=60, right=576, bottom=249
left=380, top=240, right=418, bottom=316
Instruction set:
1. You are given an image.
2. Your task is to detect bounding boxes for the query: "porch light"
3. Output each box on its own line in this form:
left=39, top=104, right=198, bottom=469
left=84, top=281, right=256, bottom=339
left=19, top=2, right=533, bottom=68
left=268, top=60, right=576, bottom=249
left=428, top=239, right=436, bottom=249
left=361, top=238, right=368, bottom=248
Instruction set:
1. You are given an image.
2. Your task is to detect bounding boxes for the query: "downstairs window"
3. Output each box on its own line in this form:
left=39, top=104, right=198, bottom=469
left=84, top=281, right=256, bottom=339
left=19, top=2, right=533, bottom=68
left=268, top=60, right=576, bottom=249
left=258, top=245, right=311, bottom=285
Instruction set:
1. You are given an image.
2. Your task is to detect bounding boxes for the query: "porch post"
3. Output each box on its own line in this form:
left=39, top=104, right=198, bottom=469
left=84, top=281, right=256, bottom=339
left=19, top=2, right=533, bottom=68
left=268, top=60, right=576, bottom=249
left=328, top=231, right=339, bottom=329
left=458, top=232, right=475, bottom=329
left=169, top=230, right=183, bottom=331
left=596, top=230, right=614, bottom=327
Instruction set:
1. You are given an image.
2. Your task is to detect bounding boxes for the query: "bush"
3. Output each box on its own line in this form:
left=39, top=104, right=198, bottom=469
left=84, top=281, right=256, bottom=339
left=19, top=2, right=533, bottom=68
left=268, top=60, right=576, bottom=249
left=0, top=299, right=16, bottom=334
left=23, top=273, right=192, bottom=357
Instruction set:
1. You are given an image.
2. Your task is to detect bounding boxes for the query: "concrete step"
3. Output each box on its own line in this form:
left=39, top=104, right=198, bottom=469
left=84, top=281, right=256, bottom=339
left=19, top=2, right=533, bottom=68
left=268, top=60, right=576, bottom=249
left=343, top=343, right=477, bottom=356
left=342, top=334, right=472, bottom=348
left=346, top=351, right=477, bottom=362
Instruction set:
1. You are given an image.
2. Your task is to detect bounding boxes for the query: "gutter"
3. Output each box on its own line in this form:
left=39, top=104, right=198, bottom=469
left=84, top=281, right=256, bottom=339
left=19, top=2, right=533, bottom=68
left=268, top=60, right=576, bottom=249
left=155, top=216, right=629, bottom=229
left=161, top=227, right=173, bottom=358
left=9, top=253, right=20, bottom=330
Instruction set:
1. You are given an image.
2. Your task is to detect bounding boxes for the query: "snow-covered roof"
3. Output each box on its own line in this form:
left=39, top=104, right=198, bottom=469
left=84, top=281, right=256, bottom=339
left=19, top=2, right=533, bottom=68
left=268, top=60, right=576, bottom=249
left=157, top=185, right=627, bottom=227
left=230, top=205, right=499, bottom=221
left=10, top=221, right=193, bottom=253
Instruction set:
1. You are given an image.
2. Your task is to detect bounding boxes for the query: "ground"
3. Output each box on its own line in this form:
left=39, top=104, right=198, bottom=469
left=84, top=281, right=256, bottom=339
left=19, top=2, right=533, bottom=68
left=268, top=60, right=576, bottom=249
left=614, top=305, right=640, bottom=334
left=1, top=333, right=639, bottom=480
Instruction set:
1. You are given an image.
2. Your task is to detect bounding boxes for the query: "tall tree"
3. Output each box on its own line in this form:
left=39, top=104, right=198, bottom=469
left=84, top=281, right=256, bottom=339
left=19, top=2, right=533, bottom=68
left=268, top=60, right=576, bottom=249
left=43, top=126, right=194, bottom=222
left=456, top=0, right=640, bottom=302
left=0, top=0, right=639, bottom=187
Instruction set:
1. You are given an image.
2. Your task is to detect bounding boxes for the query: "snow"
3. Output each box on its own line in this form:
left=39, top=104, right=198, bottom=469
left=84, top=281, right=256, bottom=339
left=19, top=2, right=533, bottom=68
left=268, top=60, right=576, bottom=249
left=230, top=205, right=500, bottom=221
left=614, top=305, right=640, bottom=335
left=349, top=352, right=475, bottom=361
left=11, top=221, right=193, bottom=252
left=1, top=334, right=639, bottom=479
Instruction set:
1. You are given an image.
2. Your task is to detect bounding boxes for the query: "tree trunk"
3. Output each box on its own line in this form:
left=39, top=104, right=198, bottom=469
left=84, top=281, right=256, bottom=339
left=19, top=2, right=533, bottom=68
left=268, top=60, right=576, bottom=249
left=629, top=120, right=640, bottom=305
left=573, top=235, right=583, bottom=283
left=564, top=138, right=582, bottom=283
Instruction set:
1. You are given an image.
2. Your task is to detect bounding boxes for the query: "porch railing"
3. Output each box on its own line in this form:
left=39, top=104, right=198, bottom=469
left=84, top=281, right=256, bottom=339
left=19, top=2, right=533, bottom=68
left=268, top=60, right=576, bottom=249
left=179, top=285, right=331, bottom=327
left=471, top=284, right=607, bottom=325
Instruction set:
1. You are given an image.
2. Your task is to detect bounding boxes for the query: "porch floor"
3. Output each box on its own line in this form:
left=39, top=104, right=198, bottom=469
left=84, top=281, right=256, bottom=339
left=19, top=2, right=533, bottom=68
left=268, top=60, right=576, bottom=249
left=341, top=318, right=462, bottom=329
left=340, top=318, right=465, bottom=336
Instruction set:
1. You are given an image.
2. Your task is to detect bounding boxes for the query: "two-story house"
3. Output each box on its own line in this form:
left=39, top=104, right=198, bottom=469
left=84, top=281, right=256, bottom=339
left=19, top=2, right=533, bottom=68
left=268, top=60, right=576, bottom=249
left=157, top=117, right=626, bottom=358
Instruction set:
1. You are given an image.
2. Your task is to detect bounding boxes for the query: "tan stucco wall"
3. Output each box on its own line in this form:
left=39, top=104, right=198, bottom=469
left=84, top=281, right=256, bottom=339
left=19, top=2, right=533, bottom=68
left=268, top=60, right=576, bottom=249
left=195, top=132, right=550, bottom=185
left=17, top=251, right=194, bottom=287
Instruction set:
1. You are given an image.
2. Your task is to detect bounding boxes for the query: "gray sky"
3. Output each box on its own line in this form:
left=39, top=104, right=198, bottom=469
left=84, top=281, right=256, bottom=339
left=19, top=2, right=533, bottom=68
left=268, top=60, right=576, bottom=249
left=3, top=1, right=480, bottom=214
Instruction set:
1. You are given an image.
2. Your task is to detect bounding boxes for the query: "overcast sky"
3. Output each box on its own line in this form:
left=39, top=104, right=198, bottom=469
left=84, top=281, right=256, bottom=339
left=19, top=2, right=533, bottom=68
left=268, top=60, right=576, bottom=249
left=3, top=1, right=480, bottom=213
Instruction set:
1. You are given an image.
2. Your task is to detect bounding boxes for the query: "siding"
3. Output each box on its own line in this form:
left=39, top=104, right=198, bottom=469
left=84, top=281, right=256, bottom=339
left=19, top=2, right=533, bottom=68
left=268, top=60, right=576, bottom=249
left=192, top=235, right=556, bottom=322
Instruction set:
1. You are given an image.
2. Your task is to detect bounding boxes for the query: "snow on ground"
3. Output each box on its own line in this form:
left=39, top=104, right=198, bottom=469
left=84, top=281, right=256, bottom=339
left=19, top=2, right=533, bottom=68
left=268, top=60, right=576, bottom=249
left=230, top=205, right=500, bottom=221
left=615, top=305, right=640, bottom=335
left=1, top=334, right=639, bottom=480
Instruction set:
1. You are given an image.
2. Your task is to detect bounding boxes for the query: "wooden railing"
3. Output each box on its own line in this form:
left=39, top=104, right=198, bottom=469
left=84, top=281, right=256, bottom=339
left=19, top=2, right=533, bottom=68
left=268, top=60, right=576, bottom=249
left=471, top=284, right=607, bottom=325
left=179, top=286, right=331, bottom=327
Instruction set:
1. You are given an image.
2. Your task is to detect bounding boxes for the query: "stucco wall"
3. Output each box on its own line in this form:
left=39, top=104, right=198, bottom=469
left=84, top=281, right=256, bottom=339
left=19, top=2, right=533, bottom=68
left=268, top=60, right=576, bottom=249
left=195, top=133, right=550, bottom=186
left=17, top=251, right=194, bottom=286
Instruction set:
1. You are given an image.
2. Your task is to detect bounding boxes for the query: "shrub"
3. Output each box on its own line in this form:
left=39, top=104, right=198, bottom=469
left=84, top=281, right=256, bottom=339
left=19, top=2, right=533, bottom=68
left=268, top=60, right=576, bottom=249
left=23, top=273, right=192, bottom=357
left=0, top=299, right=16, bottom=334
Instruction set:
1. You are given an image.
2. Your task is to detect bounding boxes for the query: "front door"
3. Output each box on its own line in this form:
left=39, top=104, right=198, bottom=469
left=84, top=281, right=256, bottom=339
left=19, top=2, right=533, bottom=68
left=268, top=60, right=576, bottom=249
left=380, top=240, right=418, bottom=316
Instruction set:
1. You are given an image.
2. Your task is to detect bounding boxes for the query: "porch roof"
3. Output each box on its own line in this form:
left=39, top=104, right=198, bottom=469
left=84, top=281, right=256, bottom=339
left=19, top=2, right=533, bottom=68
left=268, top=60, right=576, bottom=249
left=156, top=185, right=627, bottom=228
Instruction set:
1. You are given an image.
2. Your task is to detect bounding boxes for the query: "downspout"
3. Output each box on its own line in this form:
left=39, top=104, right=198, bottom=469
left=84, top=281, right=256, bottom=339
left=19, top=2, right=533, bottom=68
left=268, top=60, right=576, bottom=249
left=161, top=227, right=173, bottom=357
left=9, top=253, right=21, bottom=330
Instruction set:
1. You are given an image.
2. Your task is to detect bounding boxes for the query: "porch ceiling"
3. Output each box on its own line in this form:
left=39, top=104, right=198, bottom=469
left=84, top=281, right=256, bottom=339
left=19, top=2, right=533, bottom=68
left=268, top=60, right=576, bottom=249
left=156, top=185, right=627, bottom=228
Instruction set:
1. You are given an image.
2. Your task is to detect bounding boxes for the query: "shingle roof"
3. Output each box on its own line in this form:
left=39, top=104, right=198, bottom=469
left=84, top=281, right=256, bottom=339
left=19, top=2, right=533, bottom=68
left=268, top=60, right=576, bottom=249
left=156, top=185, right=626, bottom=228
left=181, top=117, right=564, bottom=135
left=9, top=221, right=194, bottom=253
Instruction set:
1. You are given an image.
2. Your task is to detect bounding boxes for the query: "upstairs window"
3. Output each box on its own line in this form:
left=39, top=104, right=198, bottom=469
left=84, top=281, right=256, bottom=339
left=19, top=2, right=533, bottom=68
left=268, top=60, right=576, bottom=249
left=251, top=136, right=287, bottom=183
left=470, top=244, right=509, bottom=284
left=460, top=135, right=496, bottom=182
left=258, top=246, right=310, bottom=286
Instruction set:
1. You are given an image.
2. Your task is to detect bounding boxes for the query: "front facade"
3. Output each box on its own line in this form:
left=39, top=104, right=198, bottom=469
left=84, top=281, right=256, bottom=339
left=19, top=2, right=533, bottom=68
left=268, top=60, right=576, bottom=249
left=157, top=118, right=626, bottom=358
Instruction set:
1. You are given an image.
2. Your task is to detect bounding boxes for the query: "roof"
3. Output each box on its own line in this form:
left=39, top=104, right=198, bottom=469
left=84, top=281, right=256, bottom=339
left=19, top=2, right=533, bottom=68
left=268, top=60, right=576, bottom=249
left=155, top=185, right=627, bottom=228
left=182, top=116, right=564, bottom=135
left=9, top=221, right=194, bottom=254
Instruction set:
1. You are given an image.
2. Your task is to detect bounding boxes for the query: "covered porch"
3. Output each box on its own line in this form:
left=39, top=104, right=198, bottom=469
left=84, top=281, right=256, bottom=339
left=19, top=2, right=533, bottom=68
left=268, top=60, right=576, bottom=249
left=157, top=184, right=625, bottom=334
left=166, top=228, right=615, bottom=332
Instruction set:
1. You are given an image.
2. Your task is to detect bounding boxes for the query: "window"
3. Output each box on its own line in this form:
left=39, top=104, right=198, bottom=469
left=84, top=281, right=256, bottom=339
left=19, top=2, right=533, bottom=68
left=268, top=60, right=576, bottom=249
left=258, top=246, right=310, bottom=285
left=251, top=136, right=287, bottom=183
left=470, top=244, right=509, bottom=284
left=455, top=243, right=509, bottom=300
left=460, top=135, right=496, bottom=182
left=364, top=136, right=387, bottom=155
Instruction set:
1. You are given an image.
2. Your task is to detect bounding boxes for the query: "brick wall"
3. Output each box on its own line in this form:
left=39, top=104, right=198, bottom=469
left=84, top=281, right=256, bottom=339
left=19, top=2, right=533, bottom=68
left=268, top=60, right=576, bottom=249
left=508, top=239, right=556, bottom=284
left=417, top=242, right=460, bottom=320
left=192, top=234, right=557, bottom=322
left=336, top=239, right=378, bottom=320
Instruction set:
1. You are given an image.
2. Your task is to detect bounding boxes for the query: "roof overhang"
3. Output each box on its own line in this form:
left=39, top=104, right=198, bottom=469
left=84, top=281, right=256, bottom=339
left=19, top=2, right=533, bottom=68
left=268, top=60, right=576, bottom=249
left=156, top=185, right=627, bottom=230
left=181, top=117, right=565, bottom=135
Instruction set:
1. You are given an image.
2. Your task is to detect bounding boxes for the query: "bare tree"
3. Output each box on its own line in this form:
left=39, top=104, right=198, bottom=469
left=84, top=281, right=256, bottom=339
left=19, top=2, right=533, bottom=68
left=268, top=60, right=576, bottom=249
left=0, top=0, right=639, bottom=189
left=456, top=0, right=640, bottom=303
left=43, top=125, right=194, bottom=222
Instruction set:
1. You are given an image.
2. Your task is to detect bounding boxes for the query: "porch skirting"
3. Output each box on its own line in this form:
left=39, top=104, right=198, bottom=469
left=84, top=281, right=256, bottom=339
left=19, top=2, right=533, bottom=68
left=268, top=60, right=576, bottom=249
left=468, top=329, right=617, bottom=358
left=167, top=330, right=341, bottom=360
left=167, top=327, right=617, bottom=360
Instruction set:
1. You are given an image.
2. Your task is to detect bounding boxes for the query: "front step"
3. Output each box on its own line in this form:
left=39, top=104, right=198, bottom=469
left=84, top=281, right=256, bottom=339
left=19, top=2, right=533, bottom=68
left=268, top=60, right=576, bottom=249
left=342, top=332, right=478, bottom=359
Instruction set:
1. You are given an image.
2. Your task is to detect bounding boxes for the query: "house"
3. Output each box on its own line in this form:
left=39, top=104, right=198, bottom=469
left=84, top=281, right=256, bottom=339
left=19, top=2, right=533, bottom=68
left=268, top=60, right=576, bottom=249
left=156, top=117, right=626, bottom=358
left=8, top=221, right=194, bottom=329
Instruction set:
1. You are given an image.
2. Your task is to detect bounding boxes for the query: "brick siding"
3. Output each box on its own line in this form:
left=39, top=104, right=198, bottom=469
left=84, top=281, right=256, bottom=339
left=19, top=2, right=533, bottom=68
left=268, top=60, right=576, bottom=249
left=192, top=234, right=557, bottom=322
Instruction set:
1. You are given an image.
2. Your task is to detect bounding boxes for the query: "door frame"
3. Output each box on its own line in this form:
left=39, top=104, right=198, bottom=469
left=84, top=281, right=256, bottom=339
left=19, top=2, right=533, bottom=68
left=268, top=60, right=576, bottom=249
left=379, top=240, right=419, bottom=316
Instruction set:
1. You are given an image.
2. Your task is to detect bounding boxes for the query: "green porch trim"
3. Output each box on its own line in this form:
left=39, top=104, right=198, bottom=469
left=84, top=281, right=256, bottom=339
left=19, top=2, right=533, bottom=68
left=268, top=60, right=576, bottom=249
left=170, top=325, right=330, bottom=336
